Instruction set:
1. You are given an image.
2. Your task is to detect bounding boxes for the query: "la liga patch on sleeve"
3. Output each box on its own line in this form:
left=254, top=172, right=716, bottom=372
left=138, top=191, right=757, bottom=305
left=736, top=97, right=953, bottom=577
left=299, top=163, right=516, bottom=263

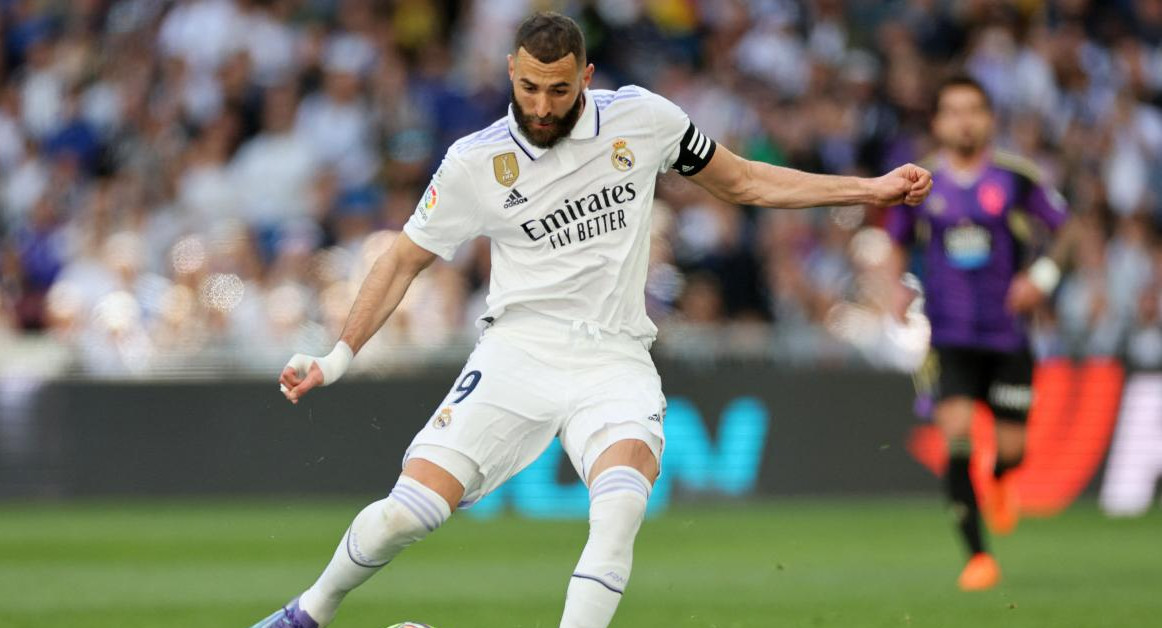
left=416, top=183, right=439, bottom=222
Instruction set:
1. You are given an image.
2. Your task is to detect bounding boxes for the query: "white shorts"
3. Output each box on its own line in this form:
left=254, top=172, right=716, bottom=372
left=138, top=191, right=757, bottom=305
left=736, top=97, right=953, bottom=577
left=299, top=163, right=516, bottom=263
left=403, top=310, right=666, bottom=507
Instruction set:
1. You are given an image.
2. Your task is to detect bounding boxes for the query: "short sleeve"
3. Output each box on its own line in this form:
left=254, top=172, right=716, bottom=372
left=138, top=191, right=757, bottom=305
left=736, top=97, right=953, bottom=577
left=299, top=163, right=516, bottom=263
left=1025, top=179, right=1069, bottom=232
left=403, top=152, right=484, bottom=260
left=643, top=89, right=693, bottom=174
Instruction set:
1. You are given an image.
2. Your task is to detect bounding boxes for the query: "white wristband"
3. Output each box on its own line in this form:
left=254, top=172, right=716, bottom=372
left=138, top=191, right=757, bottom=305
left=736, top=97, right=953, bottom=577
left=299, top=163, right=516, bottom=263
left=284, top=341, right=354, bottom=387
left=316, top=341, right=354, bottom=385
left=1027, top=257, right=1061, bottom=295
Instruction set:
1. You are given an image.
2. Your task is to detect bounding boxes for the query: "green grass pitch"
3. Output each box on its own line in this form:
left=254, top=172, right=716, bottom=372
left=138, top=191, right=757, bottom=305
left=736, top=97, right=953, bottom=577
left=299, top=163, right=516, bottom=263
left=0, top=498, right=1158, bottom=627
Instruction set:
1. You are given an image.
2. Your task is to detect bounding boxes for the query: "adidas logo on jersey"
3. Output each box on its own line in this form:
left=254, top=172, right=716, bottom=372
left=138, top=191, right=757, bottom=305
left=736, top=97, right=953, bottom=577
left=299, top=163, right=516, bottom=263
left=503, top=189, right=528, bottom=209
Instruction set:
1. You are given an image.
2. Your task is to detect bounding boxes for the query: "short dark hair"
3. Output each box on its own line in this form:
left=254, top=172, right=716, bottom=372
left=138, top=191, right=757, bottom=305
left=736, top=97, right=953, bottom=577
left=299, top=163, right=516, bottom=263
left=935, top=73, right=993, bottom=112
left=514, top=12, right=586, bottom=65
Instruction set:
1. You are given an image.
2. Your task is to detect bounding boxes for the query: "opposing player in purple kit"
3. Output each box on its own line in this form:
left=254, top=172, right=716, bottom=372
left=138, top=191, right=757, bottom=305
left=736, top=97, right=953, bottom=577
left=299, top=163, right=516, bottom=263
left=886, top=75, right=1073, bottom=591
left=252, top=12, right=932, bottom=628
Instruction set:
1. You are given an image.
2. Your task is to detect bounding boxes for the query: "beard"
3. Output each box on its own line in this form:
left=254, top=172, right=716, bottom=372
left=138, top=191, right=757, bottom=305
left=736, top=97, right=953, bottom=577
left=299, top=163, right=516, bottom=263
left=948, top=127, right=988, bottom=158
left=511, top=87, right=584, bottom=149
left=952, top=137, right=985, bottom=159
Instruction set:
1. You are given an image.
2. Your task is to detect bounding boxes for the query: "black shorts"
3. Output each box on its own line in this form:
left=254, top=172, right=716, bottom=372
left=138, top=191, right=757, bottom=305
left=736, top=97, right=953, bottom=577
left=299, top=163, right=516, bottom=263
left=917, top=346, right=1034, bottom=423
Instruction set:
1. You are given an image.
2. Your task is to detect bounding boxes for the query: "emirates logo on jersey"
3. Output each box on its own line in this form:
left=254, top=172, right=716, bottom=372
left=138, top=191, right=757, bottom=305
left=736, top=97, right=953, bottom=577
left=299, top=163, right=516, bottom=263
left=520, top=183, right=638, bottom=250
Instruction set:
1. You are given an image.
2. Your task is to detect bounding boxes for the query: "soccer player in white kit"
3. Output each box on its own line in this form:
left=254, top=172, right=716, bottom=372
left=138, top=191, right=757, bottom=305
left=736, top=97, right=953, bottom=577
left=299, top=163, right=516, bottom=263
left=253, top=12, right=932, bottom=628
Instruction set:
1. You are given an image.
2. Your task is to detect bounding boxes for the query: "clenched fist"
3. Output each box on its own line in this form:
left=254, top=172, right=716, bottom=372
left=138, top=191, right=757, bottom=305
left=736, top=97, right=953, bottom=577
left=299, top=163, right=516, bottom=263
left=870, top=164, right=933, bottom=207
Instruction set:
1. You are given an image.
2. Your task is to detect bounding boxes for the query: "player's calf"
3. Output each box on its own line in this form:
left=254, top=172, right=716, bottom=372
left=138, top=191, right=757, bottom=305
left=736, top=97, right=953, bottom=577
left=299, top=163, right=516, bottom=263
left=295, top=476, right=453, bottom=626
left=561, top=465, right=652, bottom=628
left=986, top=419, right=1026, bottom=534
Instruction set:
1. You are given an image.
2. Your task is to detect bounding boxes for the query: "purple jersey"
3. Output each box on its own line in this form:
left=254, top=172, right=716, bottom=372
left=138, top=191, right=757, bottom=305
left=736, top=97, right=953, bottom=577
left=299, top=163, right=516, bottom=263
left=885, top=151, right=1068, bottom=352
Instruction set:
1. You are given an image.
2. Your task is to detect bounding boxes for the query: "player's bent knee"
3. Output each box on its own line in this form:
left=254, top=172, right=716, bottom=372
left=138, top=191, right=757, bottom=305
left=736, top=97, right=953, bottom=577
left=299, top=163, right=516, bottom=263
left=935, top=404, right=975, bottom=439
left=587, top=433, right=662, bottom=485
left=401, top=456, right=467, bottom=512
left=345, top=475, right=452, bottom=568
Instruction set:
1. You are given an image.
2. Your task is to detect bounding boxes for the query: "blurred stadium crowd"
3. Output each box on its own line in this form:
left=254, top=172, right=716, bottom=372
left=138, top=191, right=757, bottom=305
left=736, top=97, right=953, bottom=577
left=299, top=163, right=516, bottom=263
left=2, top=0, right=1162, bottom=377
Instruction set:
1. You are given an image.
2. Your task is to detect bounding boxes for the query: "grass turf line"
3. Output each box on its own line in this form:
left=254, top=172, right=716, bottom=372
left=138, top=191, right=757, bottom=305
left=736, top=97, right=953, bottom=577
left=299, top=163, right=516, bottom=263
left=0, top=498, right=1158, bottom=627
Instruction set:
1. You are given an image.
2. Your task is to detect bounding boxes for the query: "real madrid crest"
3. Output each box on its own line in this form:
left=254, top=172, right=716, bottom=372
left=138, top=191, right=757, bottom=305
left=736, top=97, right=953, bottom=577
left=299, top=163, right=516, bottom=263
left=433, top=406, right=453, bottom=429
left=611, top=139, right=634, bottom=171
left=493, top=152, right=519, bottom=187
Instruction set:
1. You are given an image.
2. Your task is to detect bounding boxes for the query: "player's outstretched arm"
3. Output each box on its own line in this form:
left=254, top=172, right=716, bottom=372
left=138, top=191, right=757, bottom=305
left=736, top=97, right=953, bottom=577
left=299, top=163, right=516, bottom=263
left=279, top=233, right=437, bottom=403
left=689, top=143, right=932, bottom=209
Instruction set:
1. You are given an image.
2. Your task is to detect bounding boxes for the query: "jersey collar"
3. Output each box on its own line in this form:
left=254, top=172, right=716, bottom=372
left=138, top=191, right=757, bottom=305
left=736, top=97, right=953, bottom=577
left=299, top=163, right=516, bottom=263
left=506, top=89, right=600, bottom=161
left=940, top=147, right=993, bottom=188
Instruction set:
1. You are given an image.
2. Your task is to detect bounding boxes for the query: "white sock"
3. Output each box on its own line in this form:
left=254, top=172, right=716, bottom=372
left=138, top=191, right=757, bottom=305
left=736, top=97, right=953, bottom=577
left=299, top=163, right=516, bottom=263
left=560, top=466, right=651, bottom=628
left=299, top=476, right=451, bottom=625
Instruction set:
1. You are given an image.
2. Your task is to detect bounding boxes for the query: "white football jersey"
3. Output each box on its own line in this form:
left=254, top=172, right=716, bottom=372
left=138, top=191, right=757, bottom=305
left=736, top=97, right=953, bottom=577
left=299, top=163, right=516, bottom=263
left=403, top=86, right=699, bottom=340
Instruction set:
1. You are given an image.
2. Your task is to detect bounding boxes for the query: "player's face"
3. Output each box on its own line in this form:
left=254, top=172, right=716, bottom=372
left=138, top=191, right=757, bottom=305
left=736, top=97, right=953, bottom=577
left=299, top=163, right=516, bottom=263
left=934, top=86, right=994, bottom=157
left=508, top=47, right=594, bottom=148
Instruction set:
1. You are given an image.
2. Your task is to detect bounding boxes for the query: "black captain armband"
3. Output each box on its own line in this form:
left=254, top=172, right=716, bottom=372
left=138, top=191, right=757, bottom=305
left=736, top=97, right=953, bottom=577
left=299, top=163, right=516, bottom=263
left=673, top=122, right=717, bottom=176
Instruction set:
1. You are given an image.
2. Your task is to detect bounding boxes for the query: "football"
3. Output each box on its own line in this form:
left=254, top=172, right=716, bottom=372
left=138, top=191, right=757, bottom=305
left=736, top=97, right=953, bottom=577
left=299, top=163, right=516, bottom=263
left=385, top=623, right=434, bottom=628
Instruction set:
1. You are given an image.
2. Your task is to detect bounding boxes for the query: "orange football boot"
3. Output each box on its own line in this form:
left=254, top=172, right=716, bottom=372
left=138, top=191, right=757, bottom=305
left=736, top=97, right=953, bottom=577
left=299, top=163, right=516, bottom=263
left=958, top=552, right=1001, bottom=591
